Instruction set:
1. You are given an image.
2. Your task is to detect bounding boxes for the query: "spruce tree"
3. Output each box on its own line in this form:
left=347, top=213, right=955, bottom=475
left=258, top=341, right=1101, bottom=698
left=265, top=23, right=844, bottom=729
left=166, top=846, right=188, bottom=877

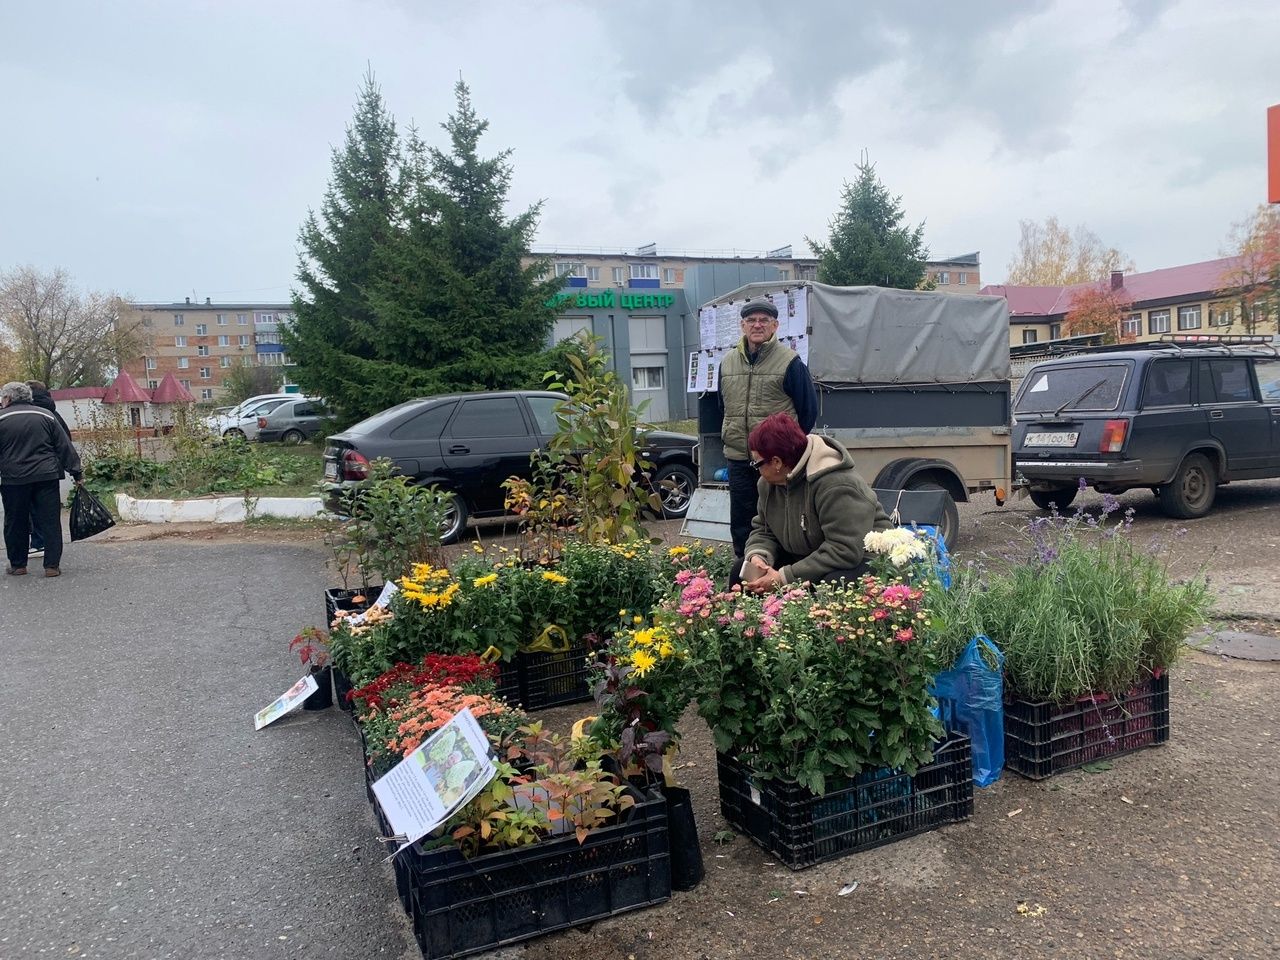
left=807, top=156, right=931, bottom=289
left=286, top=76, right=557, bottom=422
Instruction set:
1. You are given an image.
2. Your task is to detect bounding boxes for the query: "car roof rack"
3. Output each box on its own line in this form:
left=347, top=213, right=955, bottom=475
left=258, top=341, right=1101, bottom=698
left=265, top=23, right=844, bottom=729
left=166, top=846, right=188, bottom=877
left=1057, top=334, right=1278, bottom=359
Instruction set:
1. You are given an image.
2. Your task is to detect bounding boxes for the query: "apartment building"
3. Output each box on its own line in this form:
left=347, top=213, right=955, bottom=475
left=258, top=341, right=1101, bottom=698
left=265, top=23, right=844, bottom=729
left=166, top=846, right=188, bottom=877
left=120, top=298, right=293, bottom=402
left=523, top=246, right=981, bottom=293
left=982, top=256, right=1270, bottom=349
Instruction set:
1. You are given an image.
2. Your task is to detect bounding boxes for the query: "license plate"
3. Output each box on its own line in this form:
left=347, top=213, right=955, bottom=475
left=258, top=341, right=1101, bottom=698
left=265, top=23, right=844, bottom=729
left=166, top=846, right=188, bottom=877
left=1025, top=431, right=1079, bottom=448
left=324, top=462, right=339, bottom=480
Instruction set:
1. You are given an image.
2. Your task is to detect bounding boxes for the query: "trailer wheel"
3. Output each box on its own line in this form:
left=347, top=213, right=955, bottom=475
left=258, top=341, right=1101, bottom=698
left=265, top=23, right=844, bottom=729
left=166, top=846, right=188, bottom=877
left=904, top=479, right=959, bottom=550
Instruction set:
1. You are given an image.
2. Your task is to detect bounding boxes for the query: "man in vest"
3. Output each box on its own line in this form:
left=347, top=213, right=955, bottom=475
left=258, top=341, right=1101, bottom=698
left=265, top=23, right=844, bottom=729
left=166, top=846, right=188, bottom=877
left=717, top=299, right=817, bottom=582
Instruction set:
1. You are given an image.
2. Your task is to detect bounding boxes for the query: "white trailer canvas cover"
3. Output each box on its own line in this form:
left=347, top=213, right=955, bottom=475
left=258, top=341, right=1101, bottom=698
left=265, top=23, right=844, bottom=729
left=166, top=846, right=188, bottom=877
left=704, top=282, right=1010, bottom=386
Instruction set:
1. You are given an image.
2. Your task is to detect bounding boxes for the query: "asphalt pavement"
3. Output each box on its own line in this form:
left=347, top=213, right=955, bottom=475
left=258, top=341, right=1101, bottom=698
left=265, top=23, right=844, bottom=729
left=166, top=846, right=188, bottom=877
left=0, top=538, right=417, bottom=960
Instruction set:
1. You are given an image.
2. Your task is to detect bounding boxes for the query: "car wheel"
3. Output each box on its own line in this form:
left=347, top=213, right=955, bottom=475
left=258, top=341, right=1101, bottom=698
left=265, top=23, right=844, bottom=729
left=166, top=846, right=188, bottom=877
left=904, top=479, right=960, bottom=551
left=1157, top=452, right=1217, bottom=519
left=223, top=428, right=245, bottom=440
left=281, top=429, right=305, bottom=445
left=654, top=463, right=697, bottom=519
left=439, top=493, right=468, bottom=545
left=1029, top=485, right=1078, bottom=512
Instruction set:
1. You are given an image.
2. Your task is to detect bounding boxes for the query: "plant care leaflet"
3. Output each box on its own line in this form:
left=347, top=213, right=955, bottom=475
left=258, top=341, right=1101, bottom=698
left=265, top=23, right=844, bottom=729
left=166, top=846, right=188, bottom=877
left=371, top=707, right=497, bottom=857
left=253, top=674, right=319, bottom=730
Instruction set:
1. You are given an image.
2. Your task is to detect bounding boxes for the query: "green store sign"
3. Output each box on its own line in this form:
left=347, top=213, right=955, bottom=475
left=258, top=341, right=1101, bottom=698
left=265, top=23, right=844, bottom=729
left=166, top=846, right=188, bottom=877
left=547, top=290, right=677, bottom=311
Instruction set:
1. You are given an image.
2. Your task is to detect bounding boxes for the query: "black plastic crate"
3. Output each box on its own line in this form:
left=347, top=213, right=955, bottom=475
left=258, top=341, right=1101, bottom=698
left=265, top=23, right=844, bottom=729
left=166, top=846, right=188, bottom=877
left=1004, top=673, right=1169, bottom=780
left=324, top=584, right=381, bottom=626
left=401, top=789, right=670, bottom=960
left=493, top=645, right=591, bottom=711
left=717, top=736, right=974, bottom=870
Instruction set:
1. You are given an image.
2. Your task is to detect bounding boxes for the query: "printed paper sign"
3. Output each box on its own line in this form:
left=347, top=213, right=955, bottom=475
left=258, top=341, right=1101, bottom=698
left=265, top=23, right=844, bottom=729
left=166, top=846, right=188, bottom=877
left=371, top=708, right=497, bottom=857
left=254, top=674, right=319, bottom=730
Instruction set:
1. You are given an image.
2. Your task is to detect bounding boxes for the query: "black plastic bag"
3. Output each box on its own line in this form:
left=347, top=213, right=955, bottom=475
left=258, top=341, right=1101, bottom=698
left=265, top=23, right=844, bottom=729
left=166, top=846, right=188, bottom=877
left=69, top=486, right=116, bottom=541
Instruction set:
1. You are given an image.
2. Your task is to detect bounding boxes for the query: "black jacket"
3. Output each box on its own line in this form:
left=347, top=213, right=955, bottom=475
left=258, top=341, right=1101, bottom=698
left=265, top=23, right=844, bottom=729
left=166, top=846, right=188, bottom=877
left=30, top=387, right=72, bottom=438
left=0, top=401, right=83, bottom=484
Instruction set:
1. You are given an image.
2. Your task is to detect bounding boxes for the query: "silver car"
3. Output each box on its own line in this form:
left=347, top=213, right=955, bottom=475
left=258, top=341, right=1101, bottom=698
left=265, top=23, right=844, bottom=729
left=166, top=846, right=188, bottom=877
left=210, top=396, right=293, bottom=441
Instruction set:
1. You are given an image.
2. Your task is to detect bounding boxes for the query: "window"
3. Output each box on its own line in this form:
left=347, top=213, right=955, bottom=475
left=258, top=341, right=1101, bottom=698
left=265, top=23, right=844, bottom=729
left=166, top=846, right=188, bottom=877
left=173, top=313, right=185, bottom=325
left=1198, top=358, right=1254, bottom=403
left=199, top=367, right=211, bottom=379
left=796, top=264, right=818, bottom=280
left=1122, top=313, right=1142, bottom=338
left=1148, top=310, right=1171, bottom=335
left=553, top=317, right=592, bottom=343
left=237, top=313, right=248, bottom=325
left=632, top=366, right=665, bottom=390
left=1142, top=359, right=1192, bottom=407
left=628, top=315, right=666, bottom=351
left=586, top=266, right=600, bottom=283
left=1016, top=362, right=1128, bottom=415
left=389, top=401, right=457, bottom=440
left=1177, top=305, right=1202, bottom=331
left=195, top=323, right=207, bottom=335
left=778, top=270, right=790, bottom=281
left=201, top=388, right=213, bottom=400
left=238, top=334, right=250, bottom=347
left=145, top=357, right=156, bottom=370
left=256, top=331, right=281, bottom=345
left=148, top=380, right=159, bottom=389
left=555, top=261, right=586, bottom=278
left=218, top=335, right=230, bottom=346
left=1255, top=358, right=1280, bottom=401
left=447, top=397, right=528, bottom=438
left=936, top=272, right=950, bottom=284
left=662, top=267, right=677, bottom=284
left=197, top=345, right=210, bottom=356
left=180, top=379, right=191, bottom=389
left=1210, top=305, right=1233, bottom=327
left=178, top=357, right=189, bottom=369
left=256, top=313, right=274, bottom=324
left=1049, top=323, right=1062, bottom=340
left=220, top=356, right=231, bottom=368
left=525, top=396, right=559, bottom=436
left=175, top=335, right=187, bottom=347
left=959, top=272, right=969, bottom=285
left=630, top=263, right=659, bottom=280
left=611, top=266, right=625, bottom=284
left=1022, top=329, right=1038, bottom=344
left=242, top=357, right=253, bottom=367
left=216, top=314, right=227, bottom=325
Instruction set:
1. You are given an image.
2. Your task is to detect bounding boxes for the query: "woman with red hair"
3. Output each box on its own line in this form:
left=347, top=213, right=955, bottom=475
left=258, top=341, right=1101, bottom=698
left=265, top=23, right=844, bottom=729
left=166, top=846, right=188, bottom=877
left=740, top=412, right=892, bottom=592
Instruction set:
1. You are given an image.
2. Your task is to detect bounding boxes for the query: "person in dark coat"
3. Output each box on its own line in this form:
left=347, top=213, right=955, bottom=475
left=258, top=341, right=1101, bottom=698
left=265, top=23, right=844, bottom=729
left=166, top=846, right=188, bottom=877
left=25, top=381, right=72, bottom=555
left=0, top=381, right=83, bottom=576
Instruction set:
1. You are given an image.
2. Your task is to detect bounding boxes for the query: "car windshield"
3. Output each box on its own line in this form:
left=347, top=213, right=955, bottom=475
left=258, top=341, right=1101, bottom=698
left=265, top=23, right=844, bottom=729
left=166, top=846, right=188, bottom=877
left=1015, top=362, right=1128, bottom=415
left=346, top=399, right=438, bottom=434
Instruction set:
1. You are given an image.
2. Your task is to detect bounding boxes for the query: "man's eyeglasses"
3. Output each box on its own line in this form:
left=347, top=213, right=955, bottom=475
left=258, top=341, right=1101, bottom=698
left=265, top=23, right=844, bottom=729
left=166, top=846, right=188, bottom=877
left=742, top=318, right=776, bottom=327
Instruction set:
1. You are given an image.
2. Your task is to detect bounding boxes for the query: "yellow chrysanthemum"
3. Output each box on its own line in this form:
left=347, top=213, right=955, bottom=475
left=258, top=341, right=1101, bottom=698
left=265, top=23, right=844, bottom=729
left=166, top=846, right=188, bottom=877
left=631, top=627, right=657, bottom=647
left=473, top=573, right=499, bottom=588
left=668, top=546, right=690, bottom=557
left=630, top=649, right=658, bottom=677
left=541, top=571, right=569, bottom=585
left=657, top=641, right=676, bottom=658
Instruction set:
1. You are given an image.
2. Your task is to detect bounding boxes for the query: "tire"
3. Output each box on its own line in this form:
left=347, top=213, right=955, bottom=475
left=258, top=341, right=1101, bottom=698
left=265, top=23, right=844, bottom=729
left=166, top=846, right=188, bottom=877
left=281, top=429, right=305, bottom=445
left=1029, top=486, right=1078, bottom=512
left=223, top=428, right=245, bottom=440
left=1157, top=452, right=1217, bottom=519
left=654, top=463, right=698, bottom=519
left=438, top=493, right=468, bottom=545
left=904, top=479, right=960, bottom=550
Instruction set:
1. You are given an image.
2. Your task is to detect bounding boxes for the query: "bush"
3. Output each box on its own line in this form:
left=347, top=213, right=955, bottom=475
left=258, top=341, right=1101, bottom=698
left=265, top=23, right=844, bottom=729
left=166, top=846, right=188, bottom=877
left=929, top=503, right=1213, bottom=703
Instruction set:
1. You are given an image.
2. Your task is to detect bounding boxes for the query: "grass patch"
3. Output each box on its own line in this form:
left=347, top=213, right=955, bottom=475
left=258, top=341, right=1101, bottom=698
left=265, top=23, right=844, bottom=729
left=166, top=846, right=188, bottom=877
left=648, top=418, right=697, bottom=436
left=86, top=442, right=326, bottom=502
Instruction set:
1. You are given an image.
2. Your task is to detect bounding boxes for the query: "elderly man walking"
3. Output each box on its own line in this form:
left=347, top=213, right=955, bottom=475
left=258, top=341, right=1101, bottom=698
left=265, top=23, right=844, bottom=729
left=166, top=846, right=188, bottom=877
left=717, top=298, right=817, bottom=583
left=0, top=381, right=83, bottom=577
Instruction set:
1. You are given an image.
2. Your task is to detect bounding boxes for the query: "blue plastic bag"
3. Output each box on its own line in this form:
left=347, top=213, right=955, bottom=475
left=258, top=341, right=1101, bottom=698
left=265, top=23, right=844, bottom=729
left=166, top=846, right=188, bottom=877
left=911, top=523, right=951, bottom=589
left=931, top=635, right=1004, bottom=787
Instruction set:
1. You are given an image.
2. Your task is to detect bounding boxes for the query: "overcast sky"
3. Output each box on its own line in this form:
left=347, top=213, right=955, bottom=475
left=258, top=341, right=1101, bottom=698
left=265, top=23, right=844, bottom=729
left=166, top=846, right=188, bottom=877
left=2, top=0, right=1277, bottom=302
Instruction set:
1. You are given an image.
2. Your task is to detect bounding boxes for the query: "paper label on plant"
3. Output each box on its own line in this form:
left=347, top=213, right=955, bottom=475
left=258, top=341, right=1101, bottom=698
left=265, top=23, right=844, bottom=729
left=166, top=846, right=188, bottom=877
left=371, top=707, right=497, bottom=858
left=343, top=580, right=399, bottom=626
left=253, top=674, right=318, bottom=730
left=749, top=782, right=762, bottom=806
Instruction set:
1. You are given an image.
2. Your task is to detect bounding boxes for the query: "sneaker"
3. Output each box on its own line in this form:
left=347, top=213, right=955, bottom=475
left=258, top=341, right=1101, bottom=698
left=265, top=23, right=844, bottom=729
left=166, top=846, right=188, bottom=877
left=6, top=566, right=27, bottom=576
left=29, top=546, right=44, bottom=558
left=44, top=567, right=61, bottom=578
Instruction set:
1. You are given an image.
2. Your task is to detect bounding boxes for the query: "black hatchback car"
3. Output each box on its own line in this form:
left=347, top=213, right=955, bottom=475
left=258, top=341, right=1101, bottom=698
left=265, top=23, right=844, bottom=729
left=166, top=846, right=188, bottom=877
left=1013, top=339, right=1280, bottom=518
left=322, top=390, right=699, bottom=542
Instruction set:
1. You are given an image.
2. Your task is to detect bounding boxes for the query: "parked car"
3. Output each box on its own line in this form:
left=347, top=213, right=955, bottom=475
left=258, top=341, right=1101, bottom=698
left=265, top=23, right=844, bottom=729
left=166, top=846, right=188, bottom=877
left=209, top=395, right=294, bottom=441
left=1013, top=338, right=1280, bottom=518
left=257, top=397, right=332, bottom=444
left=321, top=390, right=699, bottom=543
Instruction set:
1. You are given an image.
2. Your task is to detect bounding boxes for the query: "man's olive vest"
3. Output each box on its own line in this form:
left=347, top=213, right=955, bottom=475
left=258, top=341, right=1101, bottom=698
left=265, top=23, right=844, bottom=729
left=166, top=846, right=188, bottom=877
left=719, top=336, right=799, bottom=462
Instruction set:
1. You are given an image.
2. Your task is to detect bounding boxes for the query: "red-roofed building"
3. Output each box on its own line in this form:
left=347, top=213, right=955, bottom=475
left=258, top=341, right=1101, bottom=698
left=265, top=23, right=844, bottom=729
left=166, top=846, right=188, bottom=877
left=981, top=255, right=1277, bottom=348
left=150, top=372, right=195, bottom=404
